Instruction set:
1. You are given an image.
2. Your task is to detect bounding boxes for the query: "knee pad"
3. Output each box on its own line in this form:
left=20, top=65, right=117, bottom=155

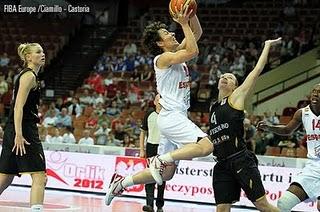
left=277, top=191, right=301, bottom=212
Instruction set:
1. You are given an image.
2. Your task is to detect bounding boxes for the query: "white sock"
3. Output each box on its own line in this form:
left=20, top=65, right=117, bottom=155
left=31, top=204, right=43, bottom=212
left=159, top=153, right=174, bottom=163
left=122, top=175, right=134, bottom=188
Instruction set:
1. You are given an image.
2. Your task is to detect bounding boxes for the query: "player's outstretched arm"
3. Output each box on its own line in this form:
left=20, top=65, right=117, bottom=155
left=230, top=38, right=281, bottom=109
left=257, top=109, right=302, bottom=136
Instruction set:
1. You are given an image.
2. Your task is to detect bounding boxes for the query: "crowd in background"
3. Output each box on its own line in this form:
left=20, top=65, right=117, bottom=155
left=0, top=0, right=319, bottom=158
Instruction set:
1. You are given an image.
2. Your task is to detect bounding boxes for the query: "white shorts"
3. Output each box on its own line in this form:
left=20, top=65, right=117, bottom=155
left=293, top=159, right=320, bottom=200
left=157, top=109, right=208, bottom=156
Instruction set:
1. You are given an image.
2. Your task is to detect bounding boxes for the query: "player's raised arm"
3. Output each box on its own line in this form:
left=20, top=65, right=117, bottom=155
left=157, top=5, right=198, bottom=68
left=177, top=14, right=203, bottom=51
left=230, top=38, right=282, bottom=109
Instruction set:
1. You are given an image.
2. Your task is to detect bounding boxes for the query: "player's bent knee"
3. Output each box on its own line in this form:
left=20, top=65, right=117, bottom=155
left=277, top=191, right=301, bottom=212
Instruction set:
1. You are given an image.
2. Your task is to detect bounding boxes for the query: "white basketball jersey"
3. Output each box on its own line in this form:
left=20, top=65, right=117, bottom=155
left=154, top=55, right=190, bottom=111
left=302, top=105, right=320, bottom=159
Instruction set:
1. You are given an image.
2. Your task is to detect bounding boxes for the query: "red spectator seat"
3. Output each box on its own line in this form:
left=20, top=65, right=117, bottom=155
left=265, top=146, right=281, bottom=156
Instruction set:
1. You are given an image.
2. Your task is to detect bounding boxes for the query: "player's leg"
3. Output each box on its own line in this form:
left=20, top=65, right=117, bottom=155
left=143, top=143, right=159, bottom=211
left=19, top=123, right=47, bottom=211
left=0, top=174, right=14, bottom=194
left=149, top=110, right=212, bottom=184
left=278, top=161, right=319, bottom=212
left=0, top=123, right=17, bottom=194
left=30, top=172, right=47, bottom=210
left=277, top=183, right=307, bottom=212
left=234, top=151, right=279, bottom=212
left=317, top=197, right=320, bottom=211
left=254, top=196, right=279, bottom=212
left=105, top=136, right=176, bottom=206
left=213, top=161, right=240, bottom=212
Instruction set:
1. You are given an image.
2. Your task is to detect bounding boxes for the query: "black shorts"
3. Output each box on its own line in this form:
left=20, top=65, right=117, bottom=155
left=213, top=150, right=265, bottom=204
left=0, top=122, right=46, bottom=175
left=146, top=143, right=159, bottom=158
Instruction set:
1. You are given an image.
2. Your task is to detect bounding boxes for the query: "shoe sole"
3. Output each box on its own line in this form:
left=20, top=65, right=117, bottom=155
left=104, top=173, right=119, bottom=206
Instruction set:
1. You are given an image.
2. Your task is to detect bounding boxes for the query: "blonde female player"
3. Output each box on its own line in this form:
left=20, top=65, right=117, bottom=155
left=0, top=43, right=47, bottom=212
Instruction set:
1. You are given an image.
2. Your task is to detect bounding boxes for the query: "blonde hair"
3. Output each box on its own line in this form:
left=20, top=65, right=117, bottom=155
left=17, top=43, right=41, bottom=67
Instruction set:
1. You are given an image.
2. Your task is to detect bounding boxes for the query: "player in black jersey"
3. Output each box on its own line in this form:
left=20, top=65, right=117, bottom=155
left=0, top=43, right=46, bottom=212
left=209, top=38, right=281, bottom=212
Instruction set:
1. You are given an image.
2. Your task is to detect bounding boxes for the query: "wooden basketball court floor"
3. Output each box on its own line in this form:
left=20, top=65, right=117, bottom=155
left=0, top=185, right=259, bottom=212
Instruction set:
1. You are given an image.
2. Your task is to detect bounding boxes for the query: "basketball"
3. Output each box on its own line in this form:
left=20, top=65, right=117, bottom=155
left=169, top=0, right=197, bottom=18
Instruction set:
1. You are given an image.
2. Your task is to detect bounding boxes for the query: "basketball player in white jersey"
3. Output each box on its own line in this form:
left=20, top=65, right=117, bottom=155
left=105, top=6, right=214, bottom=206
left=258, top=83, right=320, bottom=211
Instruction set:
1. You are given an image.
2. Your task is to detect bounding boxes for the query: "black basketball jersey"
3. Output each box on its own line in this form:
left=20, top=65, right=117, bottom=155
left=8, top=68, right=40, bottom=123
left=209, top=97, right=246, bottom=160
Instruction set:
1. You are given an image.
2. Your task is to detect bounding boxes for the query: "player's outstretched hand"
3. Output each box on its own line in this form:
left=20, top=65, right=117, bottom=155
left=256, top=121, right=268, bottom=131
left=265, top=37, right=282, bottom=47
left=172, top=4, right=193, bottom=26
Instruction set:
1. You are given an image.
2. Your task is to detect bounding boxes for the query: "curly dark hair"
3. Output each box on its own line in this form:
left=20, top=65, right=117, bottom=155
left=142, top=21, right=168, bottom=56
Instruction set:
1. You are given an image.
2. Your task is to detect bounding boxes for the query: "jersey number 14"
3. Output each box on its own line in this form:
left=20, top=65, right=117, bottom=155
left=312, top=119, right=320, bottom=131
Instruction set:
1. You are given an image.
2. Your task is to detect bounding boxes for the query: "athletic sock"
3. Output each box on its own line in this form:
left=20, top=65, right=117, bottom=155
left=122, top=175, right=134, bottom=188
left=159, top=153, right=174, bottom=163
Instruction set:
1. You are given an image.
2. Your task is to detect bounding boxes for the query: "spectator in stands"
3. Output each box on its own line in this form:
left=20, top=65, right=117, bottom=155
left=39, top=127, right=51, bottom=143
left=122, top=134, right=135, bottom=148
left=55, top=108, right=72, bottom=128
left=78, top=130, right=94, bottom=145
left=98, top=111, right=111, bottom=127
left=123, top=42, right=138, bottom=57
left=0, top=53, right=10, bottom=67
left=5, top=69, right=16, bottom=85
left=114, top=57, right=127, bottom=72
left=140, top=64, right=153, bottom=81
left=48, top=128, right=63, bottom=143
left=79, top=89, right=93, bottom=106
left=278, top=135, right=297, bottom=150
left=113, top=124, right=126, bottom=145
left=92, top=91, right=105, bottom=106
left=42, top=109, right=57, bottom=128
left=208, top=63, right=220, bottom=97
left=218, top=57, right=231, bottom=74
left=230, top=57, right=245, bottom=79
left=244, top=118, right=256, bottom=152
left=104, top=72, right=114, bottom=86
left=68, top=98, right=82, bottom=118
left=124, top=55, right=135, bottom=72
left=85, top=112, right=98, bottom=129
left=0, top=74, right=9, bottom=97
left=62, top=126, right=76, bottom=144
left=94, top=102, right=106, bottom=116
left=45, top=102, right=60, bottom=118
left=280, top=35, right=295, bottom=63
left=263, top=111, right=279, bottom=125
left=94, top=122, right=111, bottom=145
left=252, top=130, right=268, bottom=155
left=106, top=100, right=121, bottom=118
left=55, top=97, right=65, bottom=111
